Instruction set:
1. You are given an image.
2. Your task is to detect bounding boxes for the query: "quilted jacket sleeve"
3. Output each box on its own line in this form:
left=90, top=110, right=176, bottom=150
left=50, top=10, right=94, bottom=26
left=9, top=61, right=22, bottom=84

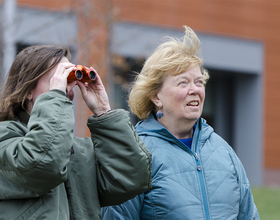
left=229, top=148, right=260, bottom=220
left=87, top=109, right=152, bottom=207
left=0, top=90, right=75, bottom=196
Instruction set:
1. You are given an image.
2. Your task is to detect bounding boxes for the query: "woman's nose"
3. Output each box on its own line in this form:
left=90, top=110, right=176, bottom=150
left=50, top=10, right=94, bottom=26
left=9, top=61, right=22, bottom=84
left=188, top=83, right=199, bottom=94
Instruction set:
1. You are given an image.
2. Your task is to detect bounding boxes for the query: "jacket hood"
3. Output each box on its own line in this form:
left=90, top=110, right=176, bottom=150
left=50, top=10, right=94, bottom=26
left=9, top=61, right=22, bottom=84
left=135, top=114, right=214, bottom=146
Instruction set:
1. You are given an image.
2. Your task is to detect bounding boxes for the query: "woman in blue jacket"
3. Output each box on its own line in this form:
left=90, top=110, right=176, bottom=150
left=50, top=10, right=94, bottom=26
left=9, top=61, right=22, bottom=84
left=101, top=26, right=259, bottom=220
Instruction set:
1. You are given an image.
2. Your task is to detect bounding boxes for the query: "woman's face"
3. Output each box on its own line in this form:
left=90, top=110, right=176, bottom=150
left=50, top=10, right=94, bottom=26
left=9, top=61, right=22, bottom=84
left=153, top=65, right=205, bottom=128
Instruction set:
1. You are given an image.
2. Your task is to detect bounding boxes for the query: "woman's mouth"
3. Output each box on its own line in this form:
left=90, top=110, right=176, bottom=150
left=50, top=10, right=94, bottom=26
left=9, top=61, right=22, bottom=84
left=187, top=101, right=199, bottom=106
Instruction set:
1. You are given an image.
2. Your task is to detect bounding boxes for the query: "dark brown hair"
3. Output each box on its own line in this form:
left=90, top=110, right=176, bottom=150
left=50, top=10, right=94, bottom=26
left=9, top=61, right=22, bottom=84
left=0, top=45, right=71, bottom=121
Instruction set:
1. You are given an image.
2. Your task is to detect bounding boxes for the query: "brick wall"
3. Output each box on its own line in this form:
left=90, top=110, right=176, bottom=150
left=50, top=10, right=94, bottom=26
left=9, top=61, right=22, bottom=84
left=18, top=0, right=72, bottom=9
left=17, top=0, right=111, bottom=137
left=112, top=0, right=280, bottom=169
left=16, top=0, right=280, bottom=169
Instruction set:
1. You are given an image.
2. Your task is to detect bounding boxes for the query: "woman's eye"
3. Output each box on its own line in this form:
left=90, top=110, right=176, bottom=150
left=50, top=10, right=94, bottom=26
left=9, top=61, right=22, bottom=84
left=179, top=81, right=187, bottom=85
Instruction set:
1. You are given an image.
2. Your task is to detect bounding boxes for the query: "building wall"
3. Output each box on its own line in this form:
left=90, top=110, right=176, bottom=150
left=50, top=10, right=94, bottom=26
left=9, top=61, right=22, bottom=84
left=17, top=0, right=112, bottom=138
left=112, top=0, right=280, bottom=178
left=18, top=0, right=72, bottom=9
left=11, top=0, right=280, bottom=182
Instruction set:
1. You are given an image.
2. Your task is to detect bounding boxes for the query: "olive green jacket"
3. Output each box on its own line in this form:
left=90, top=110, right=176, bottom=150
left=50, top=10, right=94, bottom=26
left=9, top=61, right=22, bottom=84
left=0, top=90, right=152, bottom=220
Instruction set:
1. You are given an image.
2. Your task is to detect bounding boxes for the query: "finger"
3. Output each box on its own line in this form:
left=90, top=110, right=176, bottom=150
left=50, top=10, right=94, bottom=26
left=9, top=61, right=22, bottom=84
left=64, top=66, right=77, bottom=78
left=67, top=89, right=75, bottom=101
left=87, top=74, right=105, bottom=90
left=56, top=62, right=74, bottom=73
left=66, top=81, right=77, bottom=92
left=87, top=68, right=103, bottom=85
left=60, top=62, right=75, bottom=68
left=76, top=81, right=87, bottom=96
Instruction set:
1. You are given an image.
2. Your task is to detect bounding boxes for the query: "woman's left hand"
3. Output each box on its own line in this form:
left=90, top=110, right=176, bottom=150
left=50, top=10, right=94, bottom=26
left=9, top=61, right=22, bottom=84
left=76, top=68, right=111, bottom=116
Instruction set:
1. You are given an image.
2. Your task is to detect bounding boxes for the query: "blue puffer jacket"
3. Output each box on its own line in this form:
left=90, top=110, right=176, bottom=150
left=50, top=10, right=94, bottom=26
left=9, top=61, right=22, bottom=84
left=101, top=114, right=259, bottom=220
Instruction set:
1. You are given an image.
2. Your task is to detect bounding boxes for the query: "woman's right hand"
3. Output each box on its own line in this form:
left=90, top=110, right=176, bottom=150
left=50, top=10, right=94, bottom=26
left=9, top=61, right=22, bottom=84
left=49, top=61, right=77, bottom=95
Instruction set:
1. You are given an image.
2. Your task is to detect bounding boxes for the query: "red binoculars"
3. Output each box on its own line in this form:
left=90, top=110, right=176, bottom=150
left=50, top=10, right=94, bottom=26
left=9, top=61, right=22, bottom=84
left=67, top=65, right=97, bottom=83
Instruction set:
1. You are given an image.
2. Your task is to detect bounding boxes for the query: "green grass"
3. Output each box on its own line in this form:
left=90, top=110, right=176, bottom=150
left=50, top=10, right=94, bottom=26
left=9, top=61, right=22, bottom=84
left=252, top=187, right=280, bottom=220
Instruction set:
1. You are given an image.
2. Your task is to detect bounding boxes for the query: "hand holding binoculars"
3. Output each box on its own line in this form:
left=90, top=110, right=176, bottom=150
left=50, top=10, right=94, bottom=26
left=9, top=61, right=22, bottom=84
left=67, top=65, right=97, bottom=83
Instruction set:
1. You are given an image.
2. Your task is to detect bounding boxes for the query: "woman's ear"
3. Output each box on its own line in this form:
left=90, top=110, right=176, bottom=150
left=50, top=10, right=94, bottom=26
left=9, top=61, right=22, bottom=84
left=151, top=94, right=162, bottom=108
left=27, top=92, right=32, bottom=100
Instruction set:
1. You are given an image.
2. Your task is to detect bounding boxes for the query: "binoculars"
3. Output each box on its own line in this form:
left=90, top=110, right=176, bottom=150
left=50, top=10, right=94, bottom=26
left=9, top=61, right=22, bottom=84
left=67, top=65, right=97, bottom=83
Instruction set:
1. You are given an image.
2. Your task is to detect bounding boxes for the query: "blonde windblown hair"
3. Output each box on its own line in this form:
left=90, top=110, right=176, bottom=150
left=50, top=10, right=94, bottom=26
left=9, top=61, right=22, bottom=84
left=128, top=26, right=209, bottom=120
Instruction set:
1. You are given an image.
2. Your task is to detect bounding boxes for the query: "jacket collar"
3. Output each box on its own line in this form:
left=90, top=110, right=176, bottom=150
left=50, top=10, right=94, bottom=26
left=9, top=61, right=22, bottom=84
left=136, top=113, right=202, bottom=133
left=135, top=113, right=213, bottom=146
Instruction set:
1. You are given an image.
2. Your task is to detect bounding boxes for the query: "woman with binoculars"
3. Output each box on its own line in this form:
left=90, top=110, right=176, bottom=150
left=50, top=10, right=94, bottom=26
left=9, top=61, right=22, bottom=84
left=0, top=45, right=152, bottom=220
